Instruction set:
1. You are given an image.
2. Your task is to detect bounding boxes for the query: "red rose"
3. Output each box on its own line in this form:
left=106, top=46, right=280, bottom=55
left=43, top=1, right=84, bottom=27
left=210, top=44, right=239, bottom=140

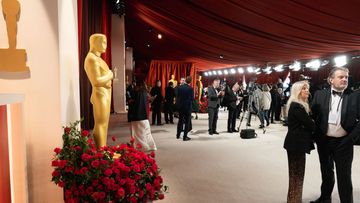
left=130, top=137, right=135, bottom=145
left=158, top=193, right=165, bottom=200
left=81, top=130, right=89, bottom=137
left=91, top=160, right=100, bottom=168
left=80, top=167, right=88, bottom=174
left=129, top=186, right=136, bottom=194
left=86, top=187, right=94, bottom=195
left=150, top=151, right=155, bottom=158
left=64, top=127, right=71, bottom=134
left=52, top=170, right=60, bottom=177
left=139, top=190, right=144, bottom=198
left=65, top=166, right=74, bottom=173
left=112, top=136, right=116, bottom=142
left=145, top=183, right=152, bottom=191
left=54, top=147, right=62, bottom=154
left=117, top=188, right=125, bottom=197
left=52, top=160, right=59, bottom=167
left=81, top=153, right=91, bottom=162
left=98, top=192, right=106, bottom=199
left=129, top=197, right=137, bottom=203
left=104, top=169, right=113, bottom=176
left=136, top=143, right=142, bottom=149
left=59, top=160, right=68, bottom=168
left=58, top=181, right=65, bottom=187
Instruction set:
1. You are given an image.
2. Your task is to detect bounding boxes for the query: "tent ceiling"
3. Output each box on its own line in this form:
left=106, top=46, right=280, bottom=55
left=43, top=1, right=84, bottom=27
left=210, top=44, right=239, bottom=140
left=125, top=0, right=360, bottom=71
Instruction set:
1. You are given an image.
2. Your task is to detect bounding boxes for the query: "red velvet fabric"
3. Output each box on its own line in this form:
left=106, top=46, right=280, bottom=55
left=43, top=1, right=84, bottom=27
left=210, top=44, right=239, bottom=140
left=145, top=60, right=197, bottom=96
left=125, top=1, right=360, bottom=71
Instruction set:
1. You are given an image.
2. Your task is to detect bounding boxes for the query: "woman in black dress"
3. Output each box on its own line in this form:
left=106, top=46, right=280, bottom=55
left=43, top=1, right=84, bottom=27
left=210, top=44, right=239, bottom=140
left=283, top=80, right=315, bottom=203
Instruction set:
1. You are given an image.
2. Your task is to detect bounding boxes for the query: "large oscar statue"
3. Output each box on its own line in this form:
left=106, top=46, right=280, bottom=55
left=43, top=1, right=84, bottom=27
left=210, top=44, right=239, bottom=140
left=84, top=34, right=113, bottom=149
left=168, top=74, right=178, bottom=87
left=0, top=0, right=29, bottom=75
left=196, top=75, right=203, bottom=101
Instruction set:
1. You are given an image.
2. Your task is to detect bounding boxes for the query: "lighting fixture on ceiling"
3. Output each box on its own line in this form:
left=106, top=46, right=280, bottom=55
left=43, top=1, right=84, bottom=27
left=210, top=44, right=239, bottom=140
left=230, top=68, right=236, bottom=74
left=238, top=67, right=244, bottom=74
left=247, top=66, right=254, bottom=73
left=157, top=34, right=162, bottom=39
left=204, top=72, right=209, bottom=76
left=219, top=55, right=224, bottom=59
left=208, top=71, right=212, bottom=76
left=334, top=55, right=347, bottom=67
left=217, top=70, right=223, bottom=75
left=212, top=70, right=217, bottom=75
left=306, top=59, right=321, bottom=70
left=224, top=70, right=229, bottom=75
left=274, top=65, right=284, bottom=72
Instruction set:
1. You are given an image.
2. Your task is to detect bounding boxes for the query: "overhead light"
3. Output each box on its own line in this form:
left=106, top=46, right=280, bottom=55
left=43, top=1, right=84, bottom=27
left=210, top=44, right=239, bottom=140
left=247, top=66, right=254, bottom=73
left=254, top=68, right=260, bottom=73
left=208, top=71, right=212, bottom=76
left=224, top=70, right=229, bottom=75
left=256, top=72, right=261, bottom=75
left=306, top=59, right=321, bottom=70
left=334, top=55, right=347, bottom=67
left=274, top=64, right=284, bottom=72
left=266, top=70, right=273, bottom=74
left=212, top=70, right=217, bottom=75
left=230, top=68, right=236, bottom=74
left=289, top=61, right=300, bottom=70
left=217, top=70, right=223, bottom=75
left=146, top=44, right=151, bottom=48
left=238, top=67, right=244, bottom=74
left=219, top=55, right=224, bottom=59
left=157, top=34, right=162, bottom=39
left=263, top=66, right=272, bottom=72
left=204, top=72, right=209, bottom=76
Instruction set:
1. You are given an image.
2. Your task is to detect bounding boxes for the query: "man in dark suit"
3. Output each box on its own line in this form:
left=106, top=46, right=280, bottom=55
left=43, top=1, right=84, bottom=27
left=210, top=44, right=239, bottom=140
left=311, top=67, right=360, bottom=203
left=224, top=82, right=240, bottom=133
left=150, top=80, right=163, bottom=125
left=176, top=76, right=194, bottom=141
left=164, top=81, right=175, bottom=124
left=207, top=78, right=224, bottom=135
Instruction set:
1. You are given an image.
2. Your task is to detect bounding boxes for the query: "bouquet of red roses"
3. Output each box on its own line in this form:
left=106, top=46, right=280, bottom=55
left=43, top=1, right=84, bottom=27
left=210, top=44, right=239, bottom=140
left=51, top=120, right=168, bottom=203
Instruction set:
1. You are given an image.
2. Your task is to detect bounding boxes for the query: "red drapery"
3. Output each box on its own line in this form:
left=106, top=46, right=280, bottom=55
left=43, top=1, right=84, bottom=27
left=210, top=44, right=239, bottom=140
left=78, top=0, right=112, bottom=130
left=146, top=60, right=197, bottom=96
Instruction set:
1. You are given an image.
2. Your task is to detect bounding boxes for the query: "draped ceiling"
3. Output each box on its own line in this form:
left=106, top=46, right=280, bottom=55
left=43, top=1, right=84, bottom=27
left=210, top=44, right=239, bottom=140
left=125, top=0, right=360, bottom=71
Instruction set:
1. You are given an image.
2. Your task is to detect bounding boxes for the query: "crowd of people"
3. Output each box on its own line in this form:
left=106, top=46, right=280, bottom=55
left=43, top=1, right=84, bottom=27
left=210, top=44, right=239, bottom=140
left=126, top=67, right=360, bottom=203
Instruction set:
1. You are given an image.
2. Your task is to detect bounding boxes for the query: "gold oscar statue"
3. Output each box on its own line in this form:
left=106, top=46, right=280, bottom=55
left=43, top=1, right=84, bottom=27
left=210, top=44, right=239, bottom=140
left=0, top=0, right=29, bottom=74
left=84, top=34, right=113, bottom=149
left=168, top=74, right=178, bottom=87
left=196, top=75, right=203, bottom=101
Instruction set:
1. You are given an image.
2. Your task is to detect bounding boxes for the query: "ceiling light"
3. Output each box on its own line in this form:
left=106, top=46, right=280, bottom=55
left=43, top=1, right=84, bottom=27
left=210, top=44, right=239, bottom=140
left=334, top=55, right=347, bottom=67
left=219, top=55, right=224, bottom=59
left=230, top=69, right=236, bottom=74
left=289, top=61, right=300, bottom=70
left=274, top=65, right=284, bottom=72
left=306, top=59, right=321, bottom=70
left=247, top=66, right=254, bottom=73
left=254, top=68, right=260, bottom=72
left=266, top=70, right=273, bottom=74
left=217, top=70, right=223, bottom=75
left=208, top=71, right=212, bottom=76
left=204, top=72, right=209, bottom=76
left=224, top=70, right=229, bottom=75
left=212, top=70, right=217, bottom=75
left=157, top=34, right=162, bottom=39
left=146, top=44, right=151, bottom=48
left=238, top=67, right=244, bottom=74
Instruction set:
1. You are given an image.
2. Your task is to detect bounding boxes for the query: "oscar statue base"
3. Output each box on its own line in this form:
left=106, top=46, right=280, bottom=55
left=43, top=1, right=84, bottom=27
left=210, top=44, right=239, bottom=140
left=0, top=49, right=30, bottom=79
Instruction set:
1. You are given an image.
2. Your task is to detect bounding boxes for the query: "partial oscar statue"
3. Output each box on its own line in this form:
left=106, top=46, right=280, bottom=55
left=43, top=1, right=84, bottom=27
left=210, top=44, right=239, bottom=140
left=169, top=74, right=178, bottom=87
left=84, top=33, right=113, bottom=149
left=196, top=75, right=203, bottom=101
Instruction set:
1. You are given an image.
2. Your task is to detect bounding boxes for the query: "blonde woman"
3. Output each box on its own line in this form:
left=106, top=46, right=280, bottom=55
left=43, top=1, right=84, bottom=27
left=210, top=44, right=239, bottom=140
left=283, top=81, right=315, bottom=203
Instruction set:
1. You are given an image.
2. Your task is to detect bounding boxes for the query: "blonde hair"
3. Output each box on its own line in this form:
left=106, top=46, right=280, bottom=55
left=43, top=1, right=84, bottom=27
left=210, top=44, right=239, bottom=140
left=286, top=80, right=310, bottom=114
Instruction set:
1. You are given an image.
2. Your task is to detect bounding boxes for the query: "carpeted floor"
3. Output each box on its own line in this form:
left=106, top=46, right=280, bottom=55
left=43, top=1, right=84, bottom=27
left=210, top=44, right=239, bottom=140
left=108, top=110, right=360, bottom=203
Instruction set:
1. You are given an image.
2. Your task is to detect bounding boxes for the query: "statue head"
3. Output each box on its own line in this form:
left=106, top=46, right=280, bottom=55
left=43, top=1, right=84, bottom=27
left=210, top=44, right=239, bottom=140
left=198, top=75, right=202, bottom=81
left=171, top=74, right=175, bottom=80
left=89, top=34, right=107, bottom=54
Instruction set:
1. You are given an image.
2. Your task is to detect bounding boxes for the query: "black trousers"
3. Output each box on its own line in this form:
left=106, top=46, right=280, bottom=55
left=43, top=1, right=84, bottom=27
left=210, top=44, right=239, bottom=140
left=287, top=151, right=306, bottom=203
left=164, top=102, right=173, bottom=123
left=316, top=136, right=353, bottom=203
left=208, top=107, right=219, bottom=133
left=275, top=105, right=282, bottom=121
left=177, top=110, right=191, bottom=138
left=151, top=104, right=162, bottom=125
left=228, top=106, right=237, bottom=131
left=269, top=105, right=275, bottom=122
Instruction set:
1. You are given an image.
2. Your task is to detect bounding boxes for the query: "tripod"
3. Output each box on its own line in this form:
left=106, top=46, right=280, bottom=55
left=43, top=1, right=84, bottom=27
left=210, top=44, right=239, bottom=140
left=237, top=94, right=266, bottom=134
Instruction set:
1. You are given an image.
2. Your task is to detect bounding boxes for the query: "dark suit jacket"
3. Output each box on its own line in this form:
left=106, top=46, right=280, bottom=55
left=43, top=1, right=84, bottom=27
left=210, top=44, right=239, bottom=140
left=224, top=87, right=237, bottom=109
left=176, top=83, right=194, bottom=113
left=165, top=86, right=175, bottom=104
left=208, top=86, right=221, bottom=108
left=311, top=88, right=360, bottom=144
left=150, top=86, right=163, bottom=106
left=284, top=102, right=315, bottom=154
left=129, top=90, right=148, bottom=122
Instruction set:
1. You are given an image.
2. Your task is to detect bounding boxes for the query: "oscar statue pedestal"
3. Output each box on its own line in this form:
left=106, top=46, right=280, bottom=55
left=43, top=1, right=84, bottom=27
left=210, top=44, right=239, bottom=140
left=0, top=49, right=29, bottom=72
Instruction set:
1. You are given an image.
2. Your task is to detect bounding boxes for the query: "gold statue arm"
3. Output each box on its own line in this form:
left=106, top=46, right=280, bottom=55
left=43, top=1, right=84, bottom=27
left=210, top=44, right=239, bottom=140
left=85, top=58, right=113, bottom=87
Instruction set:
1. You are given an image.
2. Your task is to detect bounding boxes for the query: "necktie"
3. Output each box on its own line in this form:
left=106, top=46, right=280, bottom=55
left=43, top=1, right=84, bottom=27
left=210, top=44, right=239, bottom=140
left=332, top=90, right=342, bottom=96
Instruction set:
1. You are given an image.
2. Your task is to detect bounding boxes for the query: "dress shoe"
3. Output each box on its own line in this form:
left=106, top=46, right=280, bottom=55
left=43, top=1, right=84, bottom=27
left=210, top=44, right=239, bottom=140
left=231, top=129, right=239, bottom=132
left=266, top=122, right=270, bottom=126
left=310, top=198, right=331, bottom=203
left=176, top=134, right=180, bottom=139
left=170, top=121, right=174, bottom=124
left=157, top=123, right=164, bottom=126
left=213, top=131, right=219, bottom=134
left=183, top=137, right=191, bottom=141
left=259, top=125, right=264, bottom=129
left=209, top=132, right=213, bottom=135
left=227, top=130, right=233, bottom=133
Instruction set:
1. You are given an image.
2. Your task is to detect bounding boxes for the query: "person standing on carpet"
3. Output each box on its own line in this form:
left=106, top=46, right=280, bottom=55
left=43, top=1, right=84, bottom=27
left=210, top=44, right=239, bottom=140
left=176, top=76, right=194, bottom=141
left=129, top=82, right=157, bottom=152
left=207, top=78, right=224, bottom=135
left=164, top=81, right=175, bottom=124
left=224, top=82, right=240, bottom=133
left=310, top=67, right=360, bottom=203
left=150, top=80, right=163, bottom=125
left=283, top=80, right=315, bottom=203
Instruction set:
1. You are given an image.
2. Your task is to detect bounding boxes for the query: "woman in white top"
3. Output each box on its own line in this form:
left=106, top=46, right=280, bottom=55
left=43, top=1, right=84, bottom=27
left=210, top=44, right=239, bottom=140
left=261, top=84, right=272, bottom=126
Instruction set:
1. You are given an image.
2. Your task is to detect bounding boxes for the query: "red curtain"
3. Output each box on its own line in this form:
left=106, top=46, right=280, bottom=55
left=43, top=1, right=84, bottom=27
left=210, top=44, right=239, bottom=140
left=78, top=0, right=112, bottom=130
left=146, top=60, right=197, bottom=96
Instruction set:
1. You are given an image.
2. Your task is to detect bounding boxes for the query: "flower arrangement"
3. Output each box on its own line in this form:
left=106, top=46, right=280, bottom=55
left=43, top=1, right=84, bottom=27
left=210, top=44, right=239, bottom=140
left=51, top=120, right=168, bottom=203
